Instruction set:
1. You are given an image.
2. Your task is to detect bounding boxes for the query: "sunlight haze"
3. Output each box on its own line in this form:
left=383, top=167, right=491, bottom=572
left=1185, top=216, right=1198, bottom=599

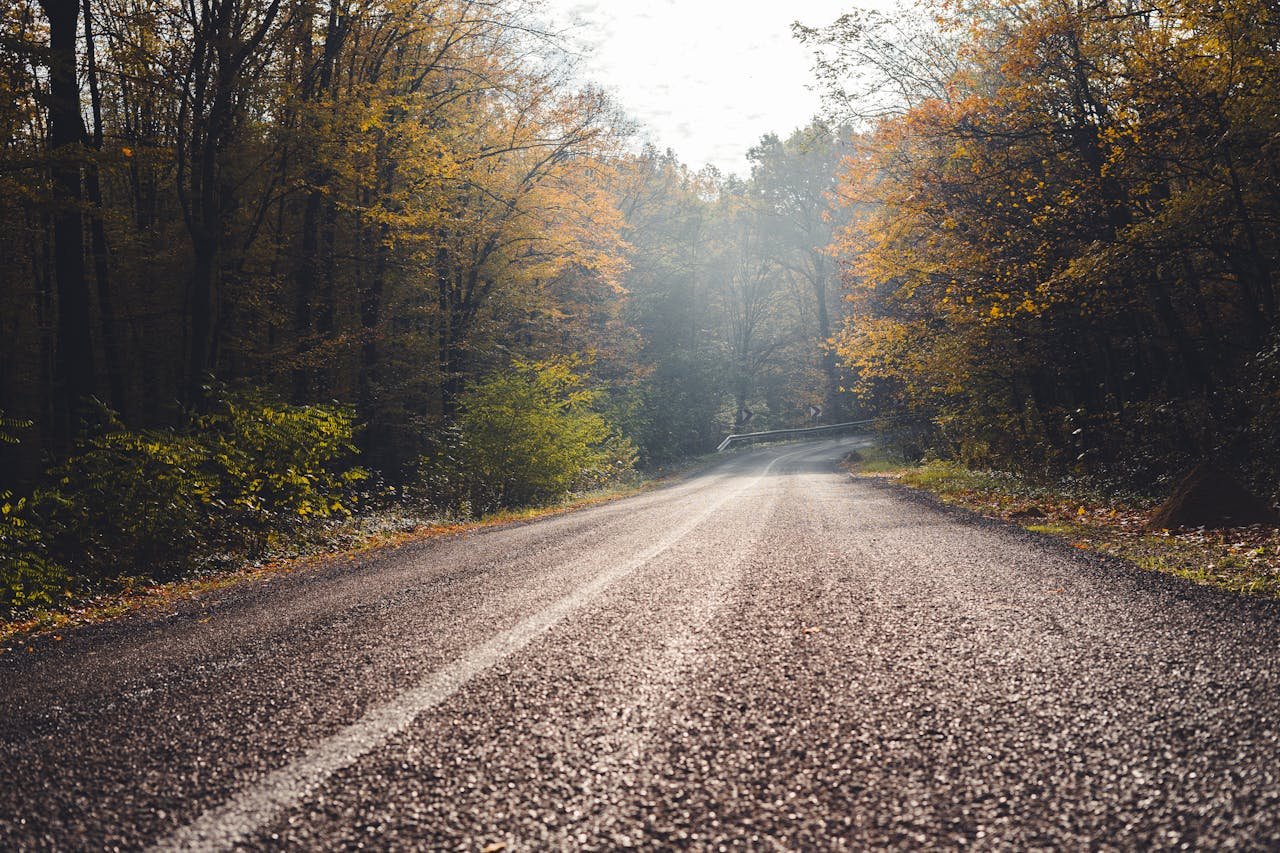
left=542, top=0, right=879, bottom=175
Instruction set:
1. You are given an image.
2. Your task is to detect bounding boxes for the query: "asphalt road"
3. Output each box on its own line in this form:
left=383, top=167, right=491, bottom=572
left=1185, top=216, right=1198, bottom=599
left=3, top=438, right=1280, bottom=850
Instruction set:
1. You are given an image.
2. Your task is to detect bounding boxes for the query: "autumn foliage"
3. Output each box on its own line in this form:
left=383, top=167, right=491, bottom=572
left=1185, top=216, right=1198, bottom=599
left=818, top=0, right=1280, bottom=493
left=0, top=1, right=856, bottom=612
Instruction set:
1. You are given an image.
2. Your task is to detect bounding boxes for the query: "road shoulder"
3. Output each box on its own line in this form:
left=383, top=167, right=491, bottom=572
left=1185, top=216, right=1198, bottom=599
left=848, top=451, right=1280, bottom=600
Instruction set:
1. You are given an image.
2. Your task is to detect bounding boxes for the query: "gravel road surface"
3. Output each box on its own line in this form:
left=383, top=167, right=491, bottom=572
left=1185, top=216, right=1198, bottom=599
left=3, top=438, right=1280, bottom=850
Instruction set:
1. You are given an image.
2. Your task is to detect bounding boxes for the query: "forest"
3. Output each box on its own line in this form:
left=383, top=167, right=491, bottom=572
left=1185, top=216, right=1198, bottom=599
left=0, top=0, right=850, bottom=610
left=803, top=0, right=1280, bottom=490
left=2, top=0, right=1278, bottom=613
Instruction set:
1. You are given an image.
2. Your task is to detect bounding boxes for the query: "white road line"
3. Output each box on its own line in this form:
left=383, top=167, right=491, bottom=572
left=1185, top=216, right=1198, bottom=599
left=152, top=447, right=806, bottom=852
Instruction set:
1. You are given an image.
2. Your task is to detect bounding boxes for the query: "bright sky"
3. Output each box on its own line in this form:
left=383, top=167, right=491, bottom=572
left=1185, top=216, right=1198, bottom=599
left=539, top=0, right=873, bottom=176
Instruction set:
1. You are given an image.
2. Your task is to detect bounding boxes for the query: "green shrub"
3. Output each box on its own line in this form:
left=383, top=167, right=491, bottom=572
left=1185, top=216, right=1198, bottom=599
left=45, top=426, right=217, bottom=581
left=571, top=432, right=639, bottom=494
left=198, top=393, right=369, bottom=548
left=425, top=357, right=637, bottom=513
left=1, top=490, right=71, bottom=614
left=1, top=413, right=73, bottom=614
left=43, top=392, right=368, bottom=583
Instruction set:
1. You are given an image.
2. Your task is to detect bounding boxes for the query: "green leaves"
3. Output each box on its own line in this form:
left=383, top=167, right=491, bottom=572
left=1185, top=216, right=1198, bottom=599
left=0, top=488, right=69, bottom=614
left=423, top=357, right=636, bottom=514
left=26, top=392, right=367, bottom=588
left=198, top=392, right=369, bottom=530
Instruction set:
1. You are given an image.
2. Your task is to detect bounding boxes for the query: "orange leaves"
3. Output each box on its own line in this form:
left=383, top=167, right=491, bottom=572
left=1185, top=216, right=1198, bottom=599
left=824, top=0, right=1157, bottom=416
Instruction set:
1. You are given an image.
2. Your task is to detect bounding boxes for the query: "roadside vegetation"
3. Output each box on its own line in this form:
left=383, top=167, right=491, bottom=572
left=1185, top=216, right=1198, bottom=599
left=803, top=0, right=1280, bottom=506
left=0, top=471, right=663, bottom=652
left=848, top=444, right=1280, bottom=598
left=4, top=0, right=1280, bottom=631
left=2, top=392, right=368, bottom=612
left=1, top=362, right=650, bottom=630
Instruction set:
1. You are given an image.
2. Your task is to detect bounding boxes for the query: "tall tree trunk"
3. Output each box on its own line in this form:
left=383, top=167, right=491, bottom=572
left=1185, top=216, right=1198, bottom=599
left=292, top=2, right=346, bottom=401
left=358, top=214, right=389, bottom=464
left=187, top=242, right=217, bottom=404
left=437, top=266, right=457, bottom=417
left=40, top=0, right=94, bottom=445
left=177, top=0, right=283, bottom=407
left=1223, top=150, right=1277, bottom=329
left=36, top=211, right=56, bottom=449
left=808, top=261, right=841, bottom=420
left=292, top=189, right=321, bottom=400
left=82, top=0, right=125, bottom=411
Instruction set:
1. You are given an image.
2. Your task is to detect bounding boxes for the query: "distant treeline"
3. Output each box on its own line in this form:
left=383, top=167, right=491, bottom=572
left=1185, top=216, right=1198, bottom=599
left=804, top=0, right=1280, bottom=495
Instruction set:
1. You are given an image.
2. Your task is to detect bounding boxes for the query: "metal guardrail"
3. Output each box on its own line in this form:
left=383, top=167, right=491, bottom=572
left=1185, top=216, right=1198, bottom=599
left=716, top=417, right=896, bottom=452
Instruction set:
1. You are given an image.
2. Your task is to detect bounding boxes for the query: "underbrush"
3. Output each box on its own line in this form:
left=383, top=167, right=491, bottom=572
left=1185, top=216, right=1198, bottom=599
left=898, top=461, right=1153, bottom=514
left=2, top=363, right=644, bottom=634
left=1, top=369, right=647, bottom=637
left=1, top=392, right=369, bottom=620
left=851, top=449, right=1280, bottom=598
left=417, top=358, right=638, bottom=516
left=0, top=470, right=660, bottom=650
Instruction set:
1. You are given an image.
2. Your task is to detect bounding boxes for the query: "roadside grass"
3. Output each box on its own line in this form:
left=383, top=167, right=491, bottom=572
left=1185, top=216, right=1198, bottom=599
left=842, top=443, right=906, bottom=474
left=0, top=461, right=714, bottom=653
left=849, top=446, right=1280, bottom=598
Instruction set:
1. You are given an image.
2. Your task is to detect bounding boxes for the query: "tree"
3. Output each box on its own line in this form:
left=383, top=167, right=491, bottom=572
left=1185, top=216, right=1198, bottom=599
left=749, top=122, right=854, bottom=419
left=812, top=0, right=1280, bottom=486
left=39, top=0, right=94, bottom=444
left=175, top=0, right=284, bottom=406
left=434, top=357, right=634, bottom=512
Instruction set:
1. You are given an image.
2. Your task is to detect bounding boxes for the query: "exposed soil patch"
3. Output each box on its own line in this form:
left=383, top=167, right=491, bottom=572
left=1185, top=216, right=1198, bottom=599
left=1147, top=462, right=1280, bottom=531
